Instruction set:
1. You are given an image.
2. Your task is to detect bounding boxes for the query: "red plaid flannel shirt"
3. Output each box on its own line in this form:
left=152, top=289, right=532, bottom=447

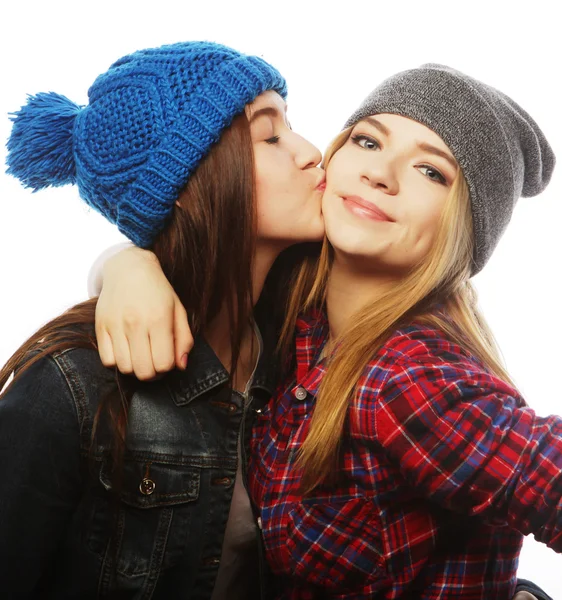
left=248, top=310, right=562, bottom=599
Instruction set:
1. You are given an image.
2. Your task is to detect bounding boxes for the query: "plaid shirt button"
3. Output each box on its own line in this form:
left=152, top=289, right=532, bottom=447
left=294, top=386, right=307, bottom=401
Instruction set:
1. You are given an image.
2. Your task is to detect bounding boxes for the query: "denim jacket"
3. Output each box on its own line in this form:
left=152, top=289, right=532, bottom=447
left=0, top=328, right=276, bottom=600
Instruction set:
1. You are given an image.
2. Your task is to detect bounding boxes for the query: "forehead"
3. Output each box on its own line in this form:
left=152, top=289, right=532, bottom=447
left=245, top=90, right=286, bottom=118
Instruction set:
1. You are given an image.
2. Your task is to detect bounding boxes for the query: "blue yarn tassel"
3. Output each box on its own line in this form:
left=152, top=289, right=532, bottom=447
left=6, top=92, right=82, bottom=191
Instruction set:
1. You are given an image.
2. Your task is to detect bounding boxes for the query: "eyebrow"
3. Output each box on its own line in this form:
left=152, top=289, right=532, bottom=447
left=362, top=117, right=457, bottom=171
left=364, top=116, right=391, bottom=136
left=417, top=142, right=458, bottom=171
left=249, top=106, right=281, bottom=123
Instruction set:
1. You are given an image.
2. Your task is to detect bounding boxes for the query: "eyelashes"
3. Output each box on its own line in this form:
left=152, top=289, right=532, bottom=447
left=265, top=135, right=280, bottom=145
left=351, top=133, right=447, bottom=185
left=416, top=165, right=447, bottom=185
left=351, top=134, right=380, bottom=150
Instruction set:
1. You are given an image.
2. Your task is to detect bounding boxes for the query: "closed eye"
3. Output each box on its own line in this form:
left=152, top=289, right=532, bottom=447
left=266, top=135, right=280, bottom=145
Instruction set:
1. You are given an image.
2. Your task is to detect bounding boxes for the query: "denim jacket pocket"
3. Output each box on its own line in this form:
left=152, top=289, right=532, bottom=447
left=89, top=457, right=201, bottom=579
left=285, top=496, right=391, bottom=594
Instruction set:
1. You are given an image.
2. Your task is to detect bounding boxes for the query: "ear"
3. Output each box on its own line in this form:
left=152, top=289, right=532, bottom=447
left=175, top=200, right=181, bottom=208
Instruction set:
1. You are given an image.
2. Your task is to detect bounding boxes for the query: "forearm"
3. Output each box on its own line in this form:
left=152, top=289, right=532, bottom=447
left=375, top=361, right=562, bottom=549
left=87, top=242, right=134, bottom=297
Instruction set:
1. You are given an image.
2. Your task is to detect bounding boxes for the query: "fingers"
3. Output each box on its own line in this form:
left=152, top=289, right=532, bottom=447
left=513, top=593, right=539, bottom=600
left=109, top=331, right=134, bottom=375
left=100, top=318, right=173, bottom=381
left=173, top=300, right=194, bottom=370
left=95, top=303, right=141, bottom=378
left=148, top=316, right=177, bottom=376
left=127, top=326, right=159, bottom=381
left=95, top=323, right=116, bottom=368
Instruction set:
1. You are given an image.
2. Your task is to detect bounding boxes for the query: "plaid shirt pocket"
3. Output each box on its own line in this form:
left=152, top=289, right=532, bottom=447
left=285, top=496, right=391, bottom=594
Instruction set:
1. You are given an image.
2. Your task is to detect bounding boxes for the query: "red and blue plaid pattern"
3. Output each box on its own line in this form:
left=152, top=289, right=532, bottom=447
left=249, top=310, right=562, bottom=599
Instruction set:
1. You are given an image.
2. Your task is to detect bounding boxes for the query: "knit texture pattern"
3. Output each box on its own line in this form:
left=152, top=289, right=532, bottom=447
left=344, top=64, right=556, bottom=275
left=7, top=41, right=287, bottom=246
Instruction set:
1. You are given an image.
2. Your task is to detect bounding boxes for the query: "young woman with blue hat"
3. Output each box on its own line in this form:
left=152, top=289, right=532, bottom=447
left=1, top=40, right=325, bottom=599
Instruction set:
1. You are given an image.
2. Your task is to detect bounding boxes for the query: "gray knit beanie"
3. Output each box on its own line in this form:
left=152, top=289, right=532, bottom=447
left=344, top=64, right=556, bottom=275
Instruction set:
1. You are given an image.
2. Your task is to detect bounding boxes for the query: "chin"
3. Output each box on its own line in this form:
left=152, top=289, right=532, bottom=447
left=328, top=229, right=367, bottom=251
left=332, top=235, right=393, bottom=262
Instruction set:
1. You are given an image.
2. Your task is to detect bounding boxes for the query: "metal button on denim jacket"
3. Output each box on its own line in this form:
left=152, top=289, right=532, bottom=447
left=0, top=329, right=276, bottom=600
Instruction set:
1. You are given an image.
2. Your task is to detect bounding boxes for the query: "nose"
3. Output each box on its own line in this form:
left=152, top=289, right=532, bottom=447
left=361, top=157, right=399, bottom=195
left=294, top=135, right=322, bottom=170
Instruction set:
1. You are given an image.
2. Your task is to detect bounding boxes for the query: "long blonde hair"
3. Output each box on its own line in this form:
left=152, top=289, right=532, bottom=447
left=280, top=127, right=514, bottom=493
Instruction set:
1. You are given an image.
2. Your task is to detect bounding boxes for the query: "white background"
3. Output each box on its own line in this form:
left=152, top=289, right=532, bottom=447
left=1, top=0, right=561, bottom=594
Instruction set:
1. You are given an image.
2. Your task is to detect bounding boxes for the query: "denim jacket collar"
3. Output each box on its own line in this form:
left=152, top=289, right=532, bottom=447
left=168, top=329, right=277, bottom=407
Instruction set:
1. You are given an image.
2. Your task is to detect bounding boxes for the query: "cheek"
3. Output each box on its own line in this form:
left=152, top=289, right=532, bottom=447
left=325, top=146, right=360, bottom=183
left=255, top=187, right=278, bottom=232
left=254, top=170, right=294, bottom=238
left=322, top=196, right=372, bottom=250
left=407, top=195, right=446, bottom=253
left=254, top=150, right=295, bottom=203
left=254, top=153, right=277, bottom=201
left=321, top=194, right=341, bottom=232
left=324, top=155, right=343, bottom=187
left=421, top=197, right=445, bottom=235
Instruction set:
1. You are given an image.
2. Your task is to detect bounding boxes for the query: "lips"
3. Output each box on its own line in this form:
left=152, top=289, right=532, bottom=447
left=316, top=176, right=326, bottom=191
left=342, top=196, right=393, bottom=222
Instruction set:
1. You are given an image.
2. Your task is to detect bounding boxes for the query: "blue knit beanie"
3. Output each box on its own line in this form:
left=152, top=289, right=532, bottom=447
left=6, top=41, right=287, bottom=247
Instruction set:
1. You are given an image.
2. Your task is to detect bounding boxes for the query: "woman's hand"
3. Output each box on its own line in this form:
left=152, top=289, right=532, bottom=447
left=513, top=594, right=538, bottom=600
left=95, top=247, right=193, bottom=379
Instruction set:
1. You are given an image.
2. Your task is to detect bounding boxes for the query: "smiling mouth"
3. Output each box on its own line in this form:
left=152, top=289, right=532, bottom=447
left=342, top=196, right=393, bottom=222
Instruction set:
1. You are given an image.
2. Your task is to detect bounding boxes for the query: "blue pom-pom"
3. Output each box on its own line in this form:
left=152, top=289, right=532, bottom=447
left=6, top=92, right=82, bottom=191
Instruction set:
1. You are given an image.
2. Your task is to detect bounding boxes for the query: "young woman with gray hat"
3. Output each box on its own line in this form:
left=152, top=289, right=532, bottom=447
left=0, top=40, right=325, bottom=599
left=246, top=64, right=559, bottom=599
left=92, top=63, right=558, bottom=598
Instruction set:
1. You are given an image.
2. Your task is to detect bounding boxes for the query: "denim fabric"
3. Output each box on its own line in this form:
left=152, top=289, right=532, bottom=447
left=0, top=330, right=276, bottom=600
left=515, top=579, right=554, bottom=600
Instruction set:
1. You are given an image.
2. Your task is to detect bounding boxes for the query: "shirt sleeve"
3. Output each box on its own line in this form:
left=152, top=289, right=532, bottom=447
left=87, top=241, right=134, bottom=297
left=0, top=355, right=83, bottom=593
left=372, top=356, right=562, bottom=551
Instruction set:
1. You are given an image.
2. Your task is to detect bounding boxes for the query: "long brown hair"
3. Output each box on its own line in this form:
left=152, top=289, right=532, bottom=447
left=0, top=112, right=256, bottom=467
left=280, top=126, right=515, bottom=494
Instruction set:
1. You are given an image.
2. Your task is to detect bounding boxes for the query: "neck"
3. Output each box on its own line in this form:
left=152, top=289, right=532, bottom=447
left=204, top=242, right=281, bottom=372
left=326, top=252, right=399, bottom=341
